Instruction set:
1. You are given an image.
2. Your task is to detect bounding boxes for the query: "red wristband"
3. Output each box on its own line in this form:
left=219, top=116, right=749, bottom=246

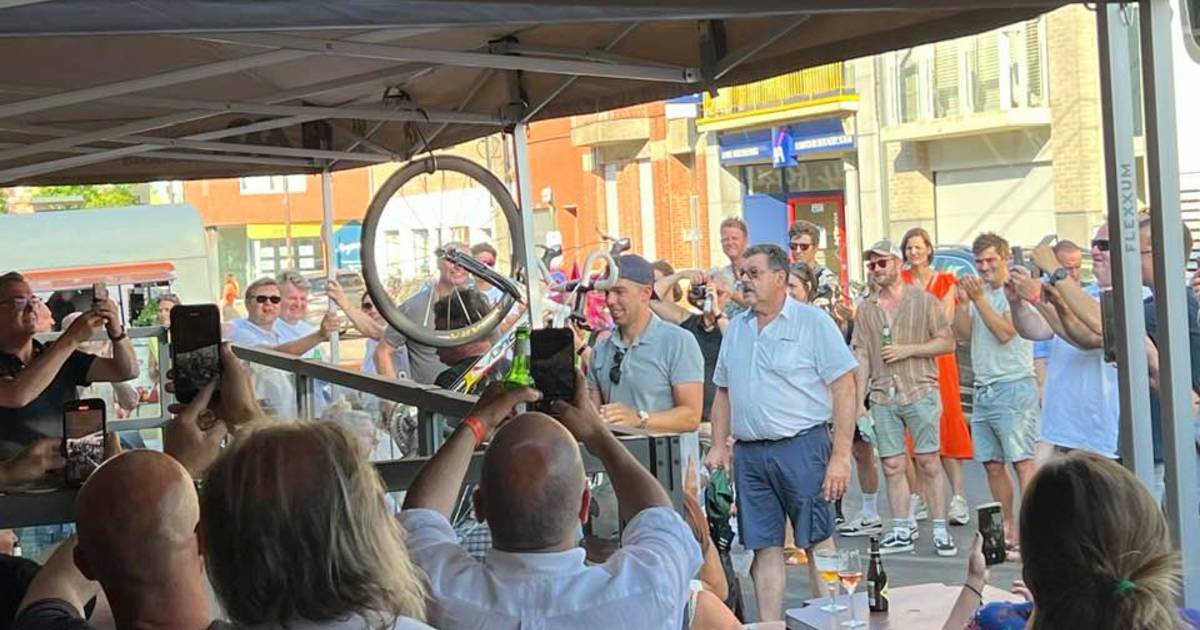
left=462, top=416, right=486, bottom=446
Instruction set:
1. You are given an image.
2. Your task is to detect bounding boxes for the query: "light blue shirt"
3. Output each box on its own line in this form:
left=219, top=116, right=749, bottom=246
left=970, top=286, right=1036, bottom=387
left=225, top=318, right=298, bottom=418
left=274, top=318, right=320, bottom=360
left=587, top=314, right=705, bottom=414
left=714, top=297, right=857, bottom=441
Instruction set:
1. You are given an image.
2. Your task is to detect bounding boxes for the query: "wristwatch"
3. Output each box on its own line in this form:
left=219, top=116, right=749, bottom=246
left=1048, top=267, right=1070, bottom=286
left=637, top=409, right=650, bottom=430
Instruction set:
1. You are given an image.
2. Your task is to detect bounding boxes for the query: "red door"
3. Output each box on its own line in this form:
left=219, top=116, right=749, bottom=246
left=787, top=194, right=848, bottom=296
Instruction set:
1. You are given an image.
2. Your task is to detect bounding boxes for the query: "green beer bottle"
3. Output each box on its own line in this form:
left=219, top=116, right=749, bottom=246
left=881, top=324, right=894, bottom=347
left=504, top=327, right=535, bottom=388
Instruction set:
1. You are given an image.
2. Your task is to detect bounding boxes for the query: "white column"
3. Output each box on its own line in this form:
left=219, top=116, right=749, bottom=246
left=512, top=123, right=543, bottom=327
left=638, top=158, right=657, bottom=260
left=842, top=156, right=864, bottom=284
left=321, top=168, right=339, bottom=364
left=604, top=162, right=620, bottom=236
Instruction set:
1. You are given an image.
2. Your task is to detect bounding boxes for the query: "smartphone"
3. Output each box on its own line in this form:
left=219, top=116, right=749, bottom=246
left=1100, top=288, right=1118, bottom=364
left=92, top=282, right=108, bottom=303
left=530, top=328, right=576, bottom=411
left=978, top=502, right=1006, bottom=566
left=170, top=304, right=223, bottom=404
left=63, top=399, right=106, bottom=487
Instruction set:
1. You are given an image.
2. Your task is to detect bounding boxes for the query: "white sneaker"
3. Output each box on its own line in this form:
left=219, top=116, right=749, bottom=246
left=949, top=495, right=970, bottom=526
left=879, top=528, right=915, bottom=555
left=933, top=529, right=958, bottom=557
left=913, top=496, right=930, bottom=521
left=837, top=512, right=884, bottom=537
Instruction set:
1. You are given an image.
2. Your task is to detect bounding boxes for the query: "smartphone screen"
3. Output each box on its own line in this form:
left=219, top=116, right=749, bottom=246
left=92, top=282, right=109, bottom=303
left=531, top=328, right=576, bottom=409
left=170, top=304, right=223, bottom=404
left=978, top=502, right=1006, bottom=566
left=63, top=399, right=106, bottom=487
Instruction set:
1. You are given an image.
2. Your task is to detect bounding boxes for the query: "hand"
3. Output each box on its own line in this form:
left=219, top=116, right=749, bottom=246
left=967, top=531, right=989, bottom=586
left=704, top=443, right=731, bottom=471
left=61, top=311, right=105, bottom=346
left=92, top=299, right=124, bottom=338
left=549, top=368, right=607, bottom=445
left=1011, top=579, right=1034, bottom=604
left=599, top=402, right=639, bottom=427
left=0, top=438, right=65, bottom=489
left=164, top=383, right=229, bottom=478
left=683, top=457, right=701, bottom=498
left=1042, top=283, right=1067, bottom=309
left=326, top=278, right=347, bottom=308
left=822, top=451, right=851, bottom=501
left=856, top=403, right=868, bottom=421
left=880, top=344, right=912, bottom=364
left=1007, top=266, right=1042, bottom=303
left=167, top=343, right=261, bottom=428
left=959, top=275, right=985, bottom=302
left=319, top=311, right=340, bottom=340
left=1031, top=243, right=1059, bottom=275
left=680, top=269, right=707, bottom=286
left=469, top=382, right=541, bottom=432
left=834, top=301, right=855, bottom=323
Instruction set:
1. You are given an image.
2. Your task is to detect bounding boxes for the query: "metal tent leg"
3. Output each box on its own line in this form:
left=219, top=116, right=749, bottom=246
left=322, top=168, right=340, bottom=364
left=511, top=123, right=543, bottom=327
left=1097, top=4, right=1155, bottom=488
left=1138, top=0, right=1200, bottom=606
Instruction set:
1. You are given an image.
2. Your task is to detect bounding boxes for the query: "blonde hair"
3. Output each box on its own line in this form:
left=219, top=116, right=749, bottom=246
left=1022, top=452, right=1181, bottom=630
left=201, top=421, right=428, bottom=627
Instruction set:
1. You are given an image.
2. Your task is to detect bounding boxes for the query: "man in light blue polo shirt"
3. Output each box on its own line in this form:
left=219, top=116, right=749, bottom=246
left=704, top=243, right=858, bottom=623
left=587, top=254, right=704, bottom=540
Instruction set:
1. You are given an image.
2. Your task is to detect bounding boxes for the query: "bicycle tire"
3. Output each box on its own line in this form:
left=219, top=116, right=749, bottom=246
left=361, top=155, right=525, bottom=348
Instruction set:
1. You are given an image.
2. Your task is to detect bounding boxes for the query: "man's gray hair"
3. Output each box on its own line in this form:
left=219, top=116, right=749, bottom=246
left=743, top=243, right=790, bottom=273
left=276, top=269, right=310, bottom=293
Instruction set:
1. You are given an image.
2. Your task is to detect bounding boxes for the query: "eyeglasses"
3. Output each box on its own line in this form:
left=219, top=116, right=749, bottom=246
left=866, top=259, right=892, bottom=271
left=790, top=242, right=815, bottom=252
left=0, top=295, right=40, bottom=310
left=252, top=295, right=282, bottom=304
left=738, top=266, right=777, bottom=281
left=609, top=349, right=626, bottom=385
left=1092, top=239, right=1110, bottom=252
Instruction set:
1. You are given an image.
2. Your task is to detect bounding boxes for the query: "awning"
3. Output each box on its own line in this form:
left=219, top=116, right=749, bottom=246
left=0, top=0, right=1094, bottom=186
left=23, top=261, right=177, bottom=293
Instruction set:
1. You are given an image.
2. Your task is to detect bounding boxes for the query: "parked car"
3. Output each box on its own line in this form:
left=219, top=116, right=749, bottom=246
left=305, top=270, right=367, bottom=336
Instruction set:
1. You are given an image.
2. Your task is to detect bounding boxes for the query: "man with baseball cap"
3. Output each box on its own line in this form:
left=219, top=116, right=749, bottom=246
left=586, top=254, right=705, bottom=541
left=852, top=240, right=957, bottom=556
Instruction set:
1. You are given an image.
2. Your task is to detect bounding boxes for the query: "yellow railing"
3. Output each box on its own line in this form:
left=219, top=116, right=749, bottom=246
left=702, top=63, right=854, bottom=120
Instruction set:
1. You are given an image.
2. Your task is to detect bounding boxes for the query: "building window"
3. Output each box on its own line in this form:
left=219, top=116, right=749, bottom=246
left=450, top=225, right=470, bottom=244
left=412, top=229, right=431, bottom=276
left=239, top=175, right=307, bottom=195
left=740, top=161, right=845, bottom=196
left=741, top=165, right=784, bottom=195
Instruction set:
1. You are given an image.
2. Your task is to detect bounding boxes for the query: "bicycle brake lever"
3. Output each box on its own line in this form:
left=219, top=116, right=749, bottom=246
left=442, top=249, right=525, bottom=301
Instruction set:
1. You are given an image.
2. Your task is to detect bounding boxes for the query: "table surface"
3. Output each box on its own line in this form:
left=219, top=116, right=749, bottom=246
left=785, top=582, right=1015, bottom=630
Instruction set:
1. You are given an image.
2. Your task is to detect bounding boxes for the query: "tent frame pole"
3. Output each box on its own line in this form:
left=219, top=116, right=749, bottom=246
left=1137, top=0, right=1200, bottom=606
left=321, top=168, right=340, bottom=364
left=511, top=123, right=543, bottom=328
left=1097, top=3, right=1155, bottom=486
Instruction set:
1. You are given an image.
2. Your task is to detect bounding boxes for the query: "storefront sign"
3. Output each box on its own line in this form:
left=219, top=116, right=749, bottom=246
left=719, top=116, right=855, bottom=167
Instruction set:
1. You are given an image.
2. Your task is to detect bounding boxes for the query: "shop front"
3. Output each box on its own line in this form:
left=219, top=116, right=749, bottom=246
left=717, top=116, right=855, bottom=286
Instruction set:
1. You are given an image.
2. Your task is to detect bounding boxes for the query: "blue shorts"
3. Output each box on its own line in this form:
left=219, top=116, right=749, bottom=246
left=733, top=426, right=834, bottom=551
left=972, top=377, right=1039, bottom=463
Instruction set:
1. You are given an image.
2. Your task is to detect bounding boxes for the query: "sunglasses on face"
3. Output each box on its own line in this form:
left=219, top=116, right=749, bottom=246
left=790, top=242, right=815, bottom=252
left=609, top=349, right=626, bottom=385
left=1092, top=239, right=1110, bottom=252
left=866, top=259, right=892, bottom=271
left=252, top=295, right=282, bottom=304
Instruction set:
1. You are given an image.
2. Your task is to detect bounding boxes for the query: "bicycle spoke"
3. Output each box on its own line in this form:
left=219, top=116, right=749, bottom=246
left=454, top=289, right=472, bottom=324
left=423, top=287, right=435, bottom=327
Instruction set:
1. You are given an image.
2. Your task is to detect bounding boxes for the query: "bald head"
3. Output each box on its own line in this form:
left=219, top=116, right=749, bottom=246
left=75, top=450, right=201, bottom=588
left=476, top=413, right=587, bottom=552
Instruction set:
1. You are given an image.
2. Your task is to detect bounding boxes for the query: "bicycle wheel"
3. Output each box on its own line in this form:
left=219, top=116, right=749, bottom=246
left=361, top=154, right=525, bottom=348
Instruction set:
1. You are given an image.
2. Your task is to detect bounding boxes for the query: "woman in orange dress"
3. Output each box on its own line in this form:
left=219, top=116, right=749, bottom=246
left=900, top=227, right=974, bottom=526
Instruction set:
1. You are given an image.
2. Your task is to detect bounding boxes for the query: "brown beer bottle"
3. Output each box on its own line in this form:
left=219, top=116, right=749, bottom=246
left=867, top=536, right=889, bottom=612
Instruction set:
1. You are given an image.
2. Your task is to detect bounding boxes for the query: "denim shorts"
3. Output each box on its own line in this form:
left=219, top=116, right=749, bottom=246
left=733, top=425, right=834, bottom=551
left=870, top=389, right=943, bottom=459
left=972, top=377, right=1039, bottom=463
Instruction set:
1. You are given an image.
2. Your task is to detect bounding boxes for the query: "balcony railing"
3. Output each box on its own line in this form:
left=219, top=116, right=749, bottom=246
left=701, top=62, right=856, bottom=121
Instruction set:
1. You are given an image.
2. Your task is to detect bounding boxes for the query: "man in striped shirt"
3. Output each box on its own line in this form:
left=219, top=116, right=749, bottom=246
left=851, top=240, right=957, bottom=557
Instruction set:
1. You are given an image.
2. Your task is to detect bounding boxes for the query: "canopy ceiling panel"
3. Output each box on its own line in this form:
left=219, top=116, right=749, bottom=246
left=0, top=0, right=1093, bottom=185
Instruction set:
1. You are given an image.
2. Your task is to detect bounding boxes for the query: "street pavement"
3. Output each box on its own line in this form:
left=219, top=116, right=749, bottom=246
left=731, top=458, right=1025, bottom=621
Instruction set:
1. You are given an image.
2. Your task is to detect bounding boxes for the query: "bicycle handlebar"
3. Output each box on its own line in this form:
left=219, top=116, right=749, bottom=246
left=441, top=248, right=525, bottom=301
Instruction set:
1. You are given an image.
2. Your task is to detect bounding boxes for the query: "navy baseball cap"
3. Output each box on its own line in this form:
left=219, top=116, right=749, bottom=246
left=615, top=254, right=660, bottom=300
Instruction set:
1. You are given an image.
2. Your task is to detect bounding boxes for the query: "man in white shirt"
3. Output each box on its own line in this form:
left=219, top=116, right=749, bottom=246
left=400, top=379, right=702, bottom=630
left=274, top=270, right=322, bottom=359
left=225, top=277, right=336, bottom=417
left=704, top=244, right=858, bottom=622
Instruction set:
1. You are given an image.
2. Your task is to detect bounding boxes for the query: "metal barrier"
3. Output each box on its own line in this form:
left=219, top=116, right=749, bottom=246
left=0, top=338, right=685, bottom=529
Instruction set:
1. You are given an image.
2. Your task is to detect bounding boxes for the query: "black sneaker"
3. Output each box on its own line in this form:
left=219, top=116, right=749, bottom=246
left=933, top=530, right=958, bottom=557
left=879, top=529, right=915, bottom=555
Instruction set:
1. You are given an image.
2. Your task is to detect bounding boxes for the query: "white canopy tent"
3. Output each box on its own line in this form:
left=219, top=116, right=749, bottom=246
left=0, top=0, right=1194, bottom=605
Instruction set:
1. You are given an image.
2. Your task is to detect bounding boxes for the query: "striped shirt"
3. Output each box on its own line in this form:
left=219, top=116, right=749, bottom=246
left=851, top=284, right=948, bottom=406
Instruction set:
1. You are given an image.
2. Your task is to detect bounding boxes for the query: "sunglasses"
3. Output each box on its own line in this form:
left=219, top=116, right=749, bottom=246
left=790, top=242, right=815, bottom=252
left=609, top=349, right=626, bottom=385
left=252, top=295, right=282, bottom=304
left=0, top=295, right=40, bottom=310
left=866, top=259, right=892, bottom=271
left=1092, top=239, right=1110, bottom=252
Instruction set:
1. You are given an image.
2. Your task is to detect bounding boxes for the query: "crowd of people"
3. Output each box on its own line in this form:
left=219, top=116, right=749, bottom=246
left=0, top=210, right=1197, bottom=629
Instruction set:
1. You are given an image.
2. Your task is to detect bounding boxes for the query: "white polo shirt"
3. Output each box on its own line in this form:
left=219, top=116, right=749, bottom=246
left=713, top=297, right=857, bottom=442
left=225, top=317, right=298, bottom=419
left=399, top=506, right=702, bottom=630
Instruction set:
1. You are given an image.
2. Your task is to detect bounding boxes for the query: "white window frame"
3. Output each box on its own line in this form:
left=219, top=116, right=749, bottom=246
left=238, top=174, right=308, bottom=195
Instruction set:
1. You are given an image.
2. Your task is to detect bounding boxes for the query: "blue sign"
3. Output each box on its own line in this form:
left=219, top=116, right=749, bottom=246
left=333, top=221, right=362, bottom=270
left=718, top=116, right=854, bottom=166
